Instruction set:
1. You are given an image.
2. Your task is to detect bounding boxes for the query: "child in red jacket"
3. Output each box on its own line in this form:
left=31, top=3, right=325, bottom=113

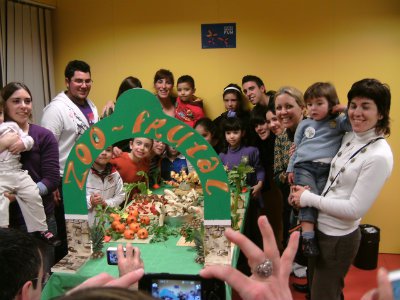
left=175, top=75, right=205, bottom=127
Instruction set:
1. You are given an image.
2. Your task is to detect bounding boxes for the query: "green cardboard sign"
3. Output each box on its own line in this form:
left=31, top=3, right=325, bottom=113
left=62, top=89, right=231, bottom=224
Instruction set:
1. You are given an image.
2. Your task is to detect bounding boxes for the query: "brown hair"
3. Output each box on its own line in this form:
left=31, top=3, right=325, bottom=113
left=347, top=78, right=391, bottom=135
left=0, top=82, right=33, bottom=121
left=153, top=69, right=174, bottom=86
left=304, top=82, right=339, bottom=115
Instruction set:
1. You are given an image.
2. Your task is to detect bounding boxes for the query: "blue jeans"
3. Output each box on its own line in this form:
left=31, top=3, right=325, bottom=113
left=294, top=161, right=330, bottom=223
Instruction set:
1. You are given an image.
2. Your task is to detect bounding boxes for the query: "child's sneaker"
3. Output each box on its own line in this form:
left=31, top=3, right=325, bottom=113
left=302, top=237, right=319, bottom=257
left=39, top=230, right=61, bottom=247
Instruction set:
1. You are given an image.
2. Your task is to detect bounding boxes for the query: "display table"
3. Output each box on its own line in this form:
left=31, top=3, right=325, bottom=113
left=41, top=235, right=201, bottom=299
left=41, top=189, right=249, bottom=300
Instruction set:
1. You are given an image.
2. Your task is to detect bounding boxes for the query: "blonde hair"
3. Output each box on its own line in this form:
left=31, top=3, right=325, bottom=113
left=274, top=86, right=305, bottom=109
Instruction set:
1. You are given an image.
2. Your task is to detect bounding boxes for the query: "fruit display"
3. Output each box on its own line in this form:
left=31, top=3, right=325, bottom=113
left=126, top=194, right=166, bottom=217
left=164, top=170, right=201, bottom=188
left=104, top=210, right=153, bottom=242
left=163, top=188, right=203, bottom=217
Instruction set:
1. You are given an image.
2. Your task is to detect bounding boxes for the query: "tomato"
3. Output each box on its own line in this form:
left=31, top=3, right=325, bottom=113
left=111, top=220, right=121, bottom=230
left=123, top=229, right=135, bottom=239
left=115, top=223, right=126, bottom=233
left=129, top=209, right=139, bottom=217
left=137, top=228, right=149, bottom=239
left=129, top=222, right=141, bottom=233
left=103, top=235, right=112, bottom=243
left=126, top=215, right=137, bottom=224
left=140, top=215, right=150, bottom=225
left=110, top=213, right=121, bottom=222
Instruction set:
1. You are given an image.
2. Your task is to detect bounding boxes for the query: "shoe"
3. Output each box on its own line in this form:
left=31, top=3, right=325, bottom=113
left=292, top=283, right=310, bottom=294
left=39, top=230, right=62, bottom=247
left=302, top=237, right=320, bottom=257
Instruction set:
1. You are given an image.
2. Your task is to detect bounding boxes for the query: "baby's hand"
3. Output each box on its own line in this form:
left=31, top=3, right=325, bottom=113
left=332, top=104, right=347, bottom=114
left=9, top=138, right=26, bottom=154
left=0, top=131, right=19, bottom=152
left=251, top=181, right=263, bottom=197
left=287, top=172, right=294, bottom=185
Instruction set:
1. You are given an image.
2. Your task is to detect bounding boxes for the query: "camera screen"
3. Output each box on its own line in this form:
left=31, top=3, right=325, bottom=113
left=151, top=278, right=201, bottom=300
left=107, top=250, right=118, bottom=265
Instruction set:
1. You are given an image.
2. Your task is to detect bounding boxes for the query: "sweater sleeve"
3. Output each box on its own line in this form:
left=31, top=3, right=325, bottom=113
left=287, top=122, right=305, bottom=173
left=251, top=148, right=265, bottom=182
left=18, top=128, right=34, bottom=151
left=105, top=174, right=126, bottom=208
left=39, top=130, right=60, bottom=192
left=300, top=154, right=392, bottom=220
left=337, top=112, right=352, bottom=132
left=41, top=104, right=64, bottom=141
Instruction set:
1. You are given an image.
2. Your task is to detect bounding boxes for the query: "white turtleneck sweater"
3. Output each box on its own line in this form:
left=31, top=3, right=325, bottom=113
left=300, top=128, right=393, bottom=236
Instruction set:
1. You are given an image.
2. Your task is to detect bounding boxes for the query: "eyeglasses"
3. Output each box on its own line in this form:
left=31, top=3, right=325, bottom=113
left=71, top=79, right=93, bottom=86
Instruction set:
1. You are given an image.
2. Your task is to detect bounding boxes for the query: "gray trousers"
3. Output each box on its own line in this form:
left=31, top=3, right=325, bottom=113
left=309, top=228, right=361, bottom=300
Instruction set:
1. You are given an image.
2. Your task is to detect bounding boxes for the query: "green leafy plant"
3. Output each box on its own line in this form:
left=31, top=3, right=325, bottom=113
left=180, top=218, right=204, bottom=264
left=136, top=170, right=150, bottom=194
left=227, top=156, right=254, bottom=230
left=91, top=204, right=114, bottom=258
left=148, top=223, right=179, bottom=243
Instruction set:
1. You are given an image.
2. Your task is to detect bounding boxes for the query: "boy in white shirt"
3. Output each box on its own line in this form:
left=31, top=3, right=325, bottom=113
left=86, top=146, right=125, bottom=226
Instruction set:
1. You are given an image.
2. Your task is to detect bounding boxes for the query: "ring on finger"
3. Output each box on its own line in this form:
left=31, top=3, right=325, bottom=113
left=252, top=258, right=273, bottom=278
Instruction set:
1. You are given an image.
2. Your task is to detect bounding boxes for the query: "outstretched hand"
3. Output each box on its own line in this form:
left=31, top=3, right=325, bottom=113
left=117, top=243, right=144, bottom=277
left=200, top=215, right=299, bottom=300
left=66, top=269, right=144, bottom=295
left=361, top=268, right=394, bottom=300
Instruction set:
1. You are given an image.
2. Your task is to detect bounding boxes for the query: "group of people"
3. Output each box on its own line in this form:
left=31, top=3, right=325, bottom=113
left=0, top=58, right=394, bottom=300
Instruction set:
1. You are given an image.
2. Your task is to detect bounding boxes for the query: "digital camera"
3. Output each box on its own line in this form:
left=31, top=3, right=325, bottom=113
left=139, top=273, right=225, bottom=300
left=106, top=246, right=127, bottom=265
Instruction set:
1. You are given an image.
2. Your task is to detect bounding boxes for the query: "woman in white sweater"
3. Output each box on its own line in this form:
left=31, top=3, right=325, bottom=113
left=291, top=78, right=393, bottom=300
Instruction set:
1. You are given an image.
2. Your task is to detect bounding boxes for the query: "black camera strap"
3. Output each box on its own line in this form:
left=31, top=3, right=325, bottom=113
left=322, top=137, right=383, bottom=197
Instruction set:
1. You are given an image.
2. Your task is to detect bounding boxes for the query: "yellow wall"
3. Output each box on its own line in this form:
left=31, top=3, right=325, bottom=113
left=51, top=0, right=400, bottom=253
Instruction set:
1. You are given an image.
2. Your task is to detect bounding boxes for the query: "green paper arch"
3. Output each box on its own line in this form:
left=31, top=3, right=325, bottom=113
left=62, top=89, right=231, bottom=225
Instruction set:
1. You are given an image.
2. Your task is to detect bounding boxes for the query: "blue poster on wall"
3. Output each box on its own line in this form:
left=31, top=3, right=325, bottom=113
left=201, top=23, right=236, bottom=49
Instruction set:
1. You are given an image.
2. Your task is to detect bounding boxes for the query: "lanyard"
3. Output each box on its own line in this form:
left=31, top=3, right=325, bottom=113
left=322, top=137, right=383, bottom=197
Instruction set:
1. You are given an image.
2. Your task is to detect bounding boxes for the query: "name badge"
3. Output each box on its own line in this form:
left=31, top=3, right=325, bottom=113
left=304, top=127, right=315, bottom=138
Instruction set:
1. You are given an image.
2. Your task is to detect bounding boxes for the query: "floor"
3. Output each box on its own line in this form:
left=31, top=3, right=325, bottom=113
left=233, top=253, right=400, bottom=300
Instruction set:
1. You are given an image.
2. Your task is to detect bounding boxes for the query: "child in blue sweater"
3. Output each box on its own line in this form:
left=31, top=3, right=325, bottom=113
left=287, top=82, right=351, bottom=256
left=161, top=145, right=188, bottom=181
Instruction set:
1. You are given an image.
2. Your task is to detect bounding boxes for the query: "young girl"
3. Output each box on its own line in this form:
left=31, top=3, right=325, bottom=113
left=148, top=140, right=167, bottom=187
left=266, top=106, right=283, bottom=136
left=219, top=118, right=264, bottom=199
left=111, top=137, right=152, bottom=184
left=213, top=84, right=255, bottom=148
left=287, top=82, right=351, bottom=257
left=194, top=117, right=221, bottom=153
